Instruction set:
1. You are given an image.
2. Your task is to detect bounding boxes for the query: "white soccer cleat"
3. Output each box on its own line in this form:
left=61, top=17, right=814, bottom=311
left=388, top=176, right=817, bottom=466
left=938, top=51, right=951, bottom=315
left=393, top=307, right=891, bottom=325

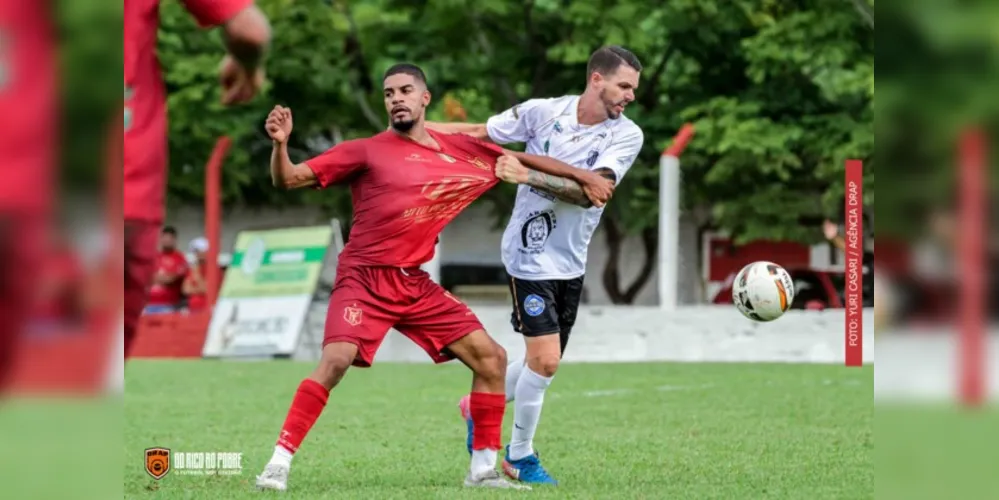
left=464, top=469, right=532, bottom=490
left=255, top=463, right=289, bottom=491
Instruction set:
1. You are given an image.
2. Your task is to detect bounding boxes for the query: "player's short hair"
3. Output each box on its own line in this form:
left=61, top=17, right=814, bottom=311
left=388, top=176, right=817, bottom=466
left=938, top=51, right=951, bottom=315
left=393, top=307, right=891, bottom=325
left=162, top=226, right=177, bottom=236
left=587, top=46, right=643, bottom=77
left=383, top=63, right=428, bottom=87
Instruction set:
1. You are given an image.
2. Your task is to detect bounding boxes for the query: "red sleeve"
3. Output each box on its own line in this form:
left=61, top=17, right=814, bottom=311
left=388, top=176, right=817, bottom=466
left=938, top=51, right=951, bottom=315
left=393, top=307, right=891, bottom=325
left=304, top=139, right=368, bottom=188
left=181, top=0, right=253, bottom=28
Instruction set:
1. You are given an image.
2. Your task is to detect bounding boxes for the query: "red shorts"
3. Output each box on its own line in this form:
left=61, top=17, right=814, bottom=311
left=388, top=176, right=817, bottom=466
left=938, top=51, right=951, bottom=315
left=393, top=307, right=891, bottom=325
left=324, top=266, right=483, bottom=367
left=123, top=220, right=159, bottom=356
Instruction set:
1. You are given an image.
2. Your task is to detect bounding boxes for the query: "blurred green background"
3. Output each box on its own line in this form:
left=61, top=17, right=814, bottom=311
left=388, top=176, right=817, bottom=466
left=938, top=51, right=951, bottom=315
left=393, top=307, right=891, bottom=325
left=151, top=0, right=875, bottom=247
left=49, top=0, right=999, bottom=496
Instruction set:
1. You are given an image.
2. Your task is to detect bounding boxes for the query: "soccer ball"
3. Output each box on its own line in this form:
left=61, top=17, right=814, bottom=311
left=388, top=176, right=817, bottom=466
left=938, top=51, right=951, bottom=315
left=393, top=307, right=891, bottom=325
left=732, top=261, right=795, bottom=322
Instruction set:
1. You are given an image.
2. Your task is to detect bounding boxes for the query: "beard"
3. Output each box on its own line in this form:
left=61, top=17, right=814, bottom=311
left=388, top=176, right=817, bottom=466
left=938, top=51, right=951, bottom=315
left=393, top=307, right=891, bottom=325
left=599, top=88, right=623, bottom=120
left=390, top=118, right=416, bottom=132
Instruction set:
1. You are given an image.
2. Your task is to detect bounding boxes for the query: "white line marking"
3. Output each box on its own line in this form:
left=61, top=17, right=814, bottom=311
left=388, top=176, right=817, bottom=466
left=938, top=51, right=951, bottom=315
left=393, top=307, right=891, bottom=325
left=582, top=389, right=635, bottom=397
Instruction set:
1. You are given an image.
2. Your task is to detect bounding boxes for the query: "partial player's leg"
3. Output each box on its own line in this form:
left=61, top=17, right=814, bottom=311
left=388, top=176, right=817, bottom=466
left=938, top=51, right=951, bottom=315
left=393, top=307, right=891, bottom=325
left=256, top=269, right=397, bottom=492
left=395, top=272, right=527, bottom=490
left=499, top=277, right=578, bottom=485
left=255, top=341, right=360, bottom=491
left=445, top=331, right=529, bottom=489
left=0, top=215, right=44, bottom=391
left=123, top=220, right=159, bottom=359
left=457, top=275, right=540, bottom=444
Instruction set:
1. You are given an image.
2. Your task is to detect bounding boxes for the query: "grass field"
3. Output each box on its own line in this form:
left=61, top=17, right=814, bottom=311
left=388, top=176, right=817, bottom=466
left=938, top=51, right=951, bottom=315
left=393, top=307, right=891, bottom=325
left=125, top=360, right=873, bottom=499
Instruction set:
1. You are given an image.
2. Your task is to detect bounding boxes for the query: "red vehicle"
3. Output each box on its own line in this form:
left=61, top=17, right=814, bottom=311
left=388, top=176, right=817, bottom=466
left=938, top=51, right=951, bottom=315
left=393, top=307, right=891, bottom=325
left=712, top=267, right=852, bottom=310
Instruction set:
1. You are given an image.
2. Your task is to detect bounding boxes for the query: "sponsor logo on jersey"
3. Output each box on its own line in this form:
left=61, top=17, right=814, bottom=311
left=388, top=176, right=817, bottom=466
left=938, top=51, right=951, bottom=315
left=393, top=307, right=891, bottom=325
left=529, top=187, right=556, bottom=201
left=404, top=175, right=492, bottom=222
left=523, top=294, right=546, bottom=317
left=519, top=210, right=557, bottom=255
left=465, top=156, right=492, bottom=171
left=586, top=150, right=600, bottom=167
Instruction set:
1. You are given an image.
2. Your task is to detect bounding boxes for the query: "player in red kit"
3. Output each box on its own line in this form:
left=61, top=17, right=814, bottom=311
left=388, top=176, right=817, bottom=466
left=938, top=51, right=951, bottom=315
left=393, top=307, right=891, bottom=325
left=254, top=63, right=614, bottom=491
left=123, top=0, right=271, bottom=359
left=0, top=2, right=58, bottom=388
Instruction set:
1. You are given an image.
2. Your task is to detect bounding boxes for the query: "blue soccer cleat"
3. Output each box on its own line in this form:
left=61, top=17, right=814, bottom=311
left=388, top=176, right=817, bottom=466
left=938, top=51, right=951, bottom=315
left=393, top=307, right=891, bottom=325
left=457, top=395, right=473, bottom=455
left=501, top=445, right=558, bottom=485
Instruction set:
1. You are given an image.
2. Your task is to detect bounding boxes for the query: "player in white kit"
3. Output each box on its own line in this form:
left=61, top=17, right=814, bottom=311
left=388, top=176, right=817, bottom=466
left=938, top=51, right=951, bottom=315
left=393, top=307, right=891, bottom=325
left=431, top=46, right=645, bottom=485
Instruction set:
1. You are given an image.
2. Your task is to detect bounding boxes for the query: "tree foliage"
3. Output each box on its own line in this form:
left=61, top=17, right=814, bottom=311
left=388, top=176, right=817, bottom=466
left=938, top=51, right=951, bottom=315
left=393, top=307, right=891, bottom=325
left=157, top=0, right=874, bottom=302
left=877, top=1, right=999, bottom=240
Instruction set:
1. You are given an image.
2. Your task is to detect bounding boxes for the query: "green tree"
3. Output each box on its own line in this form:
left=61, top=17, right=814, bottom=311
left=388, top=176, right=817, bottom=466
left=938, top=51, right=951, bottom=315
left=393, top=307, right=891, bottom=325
left=158, top=0, right=874, bottom=303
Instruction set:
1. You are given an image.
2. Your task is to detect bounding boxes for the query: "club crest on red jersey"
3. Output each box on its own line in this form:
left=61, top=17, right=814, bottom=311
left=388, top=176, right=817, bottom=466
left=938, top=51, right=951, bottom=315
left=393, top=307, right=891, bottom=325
left=466, top=156, right=491, bottom=171
left=343, top=304, right=363, bottom=326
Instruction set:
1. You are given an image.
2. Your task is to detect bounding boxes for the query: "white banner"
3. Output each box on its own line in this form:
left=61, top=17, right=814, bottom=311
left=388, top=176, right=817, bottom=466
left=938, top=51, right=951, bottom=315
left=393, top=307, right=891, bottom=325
left=202, top=296, right=311, bottom=357
left=201, top=225, right=333, bottom=358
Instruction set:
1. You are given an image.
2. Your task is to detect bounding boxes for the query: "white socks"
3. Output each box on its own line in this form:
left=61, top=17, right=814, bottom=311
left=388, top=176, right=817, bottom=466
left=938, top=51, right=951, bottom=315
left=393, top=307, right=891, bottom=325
left=268, top=445, right=294, bottom=468
left=508, top=367, right=553, bottom=461
left=505, top=359, right=526, bottom=402
left=470, top=448, right=498, bottom=476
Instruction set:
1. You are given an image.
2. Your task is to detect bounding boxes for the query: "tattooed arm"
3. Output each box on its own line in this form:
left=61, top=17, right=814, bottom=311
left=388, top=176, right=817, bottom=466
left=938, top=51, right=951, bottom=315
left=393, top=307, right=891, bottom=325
left=494, top=153, right=617, bottom=208
left=503, top=151, right=616, bottom=208
left=524, top=169, right=618, bottom=208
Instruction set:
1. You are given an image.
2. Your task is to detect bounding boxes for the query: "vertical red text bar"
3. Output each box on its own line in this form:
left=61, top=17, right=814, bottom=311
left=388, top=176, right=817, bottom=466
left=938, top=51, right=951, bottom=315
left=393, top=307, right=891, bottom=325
left=959, top=130, right=985, bottom=406
left=844, top=160, right=863, bottom=367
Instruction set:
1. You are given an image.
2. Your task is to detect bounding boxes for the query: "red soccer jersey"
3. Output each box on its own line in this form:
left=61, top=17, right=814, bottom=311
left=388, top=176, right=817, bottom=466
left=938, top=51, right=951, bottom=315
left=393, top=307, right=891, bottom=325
left=146, top=250, right=189, bottom=306
left=306, top=131, right=503, bottom=268
left=124, top=0, right=251, bottom=223
left=0, top=2, right=56, bottom=214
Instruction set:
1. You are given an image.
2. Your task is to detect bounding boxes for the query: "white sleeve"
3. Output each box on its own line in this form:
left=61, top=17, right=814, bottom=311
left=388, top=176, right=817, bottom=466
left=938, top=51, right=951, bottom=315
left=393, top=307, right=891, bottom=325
left=594, top=126, right=644, bottom=186
left=485, top=98, right=551, bottom=145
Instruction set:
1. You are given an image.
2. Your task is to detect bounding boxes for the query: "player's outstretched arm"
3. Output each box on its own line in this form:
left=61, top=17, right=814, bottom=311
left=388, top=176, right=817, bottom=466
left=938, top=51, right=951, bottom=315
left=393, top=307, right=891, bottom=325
left=217, top=7, right=271, bottom=104
left=265, top=106, right=317, bottom=189
left=494, top=154, right=616, bottom=209
left=183, top=1, right=272, bottom=105
left=507, top=151, right=616, bottom=207
left=426, top=122, right=491, bottom=141
left=220, top=5, right=271, bottom=73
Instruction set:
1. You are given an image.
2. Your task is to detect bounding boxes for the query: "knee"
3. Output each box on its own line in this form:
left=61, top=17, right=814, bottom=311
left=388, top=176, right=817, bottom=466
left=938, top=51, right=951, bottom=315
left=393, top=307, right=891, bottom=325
left=478, top=342, right=508, bottom=380
left=313, top=348, right=354, bottom=389
left=494, top=343, right=508, bottom=368
left=531, top=354, right=560, bottom=378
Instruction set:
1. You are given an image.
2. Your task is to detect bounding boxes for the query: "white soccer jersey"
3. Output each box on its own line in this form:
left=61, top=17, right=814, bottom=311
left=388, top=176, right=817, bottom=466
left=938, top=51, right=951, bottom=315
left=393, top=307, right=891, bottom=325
left=486, top=95, right=644, bottom=280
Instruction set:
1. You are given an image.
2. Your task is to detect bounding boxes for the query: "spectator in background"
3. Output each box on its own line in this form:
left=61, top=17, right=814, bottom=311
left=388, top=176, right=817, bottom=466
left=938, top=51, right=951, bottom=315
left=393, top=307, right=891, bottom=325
left=144, top=226, right=188, bottom=314
left=182, top=237, right=210, bottom=313
left=823, top=219, right=875, bottom=307
left=29, top=229, right=86, bottom=334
